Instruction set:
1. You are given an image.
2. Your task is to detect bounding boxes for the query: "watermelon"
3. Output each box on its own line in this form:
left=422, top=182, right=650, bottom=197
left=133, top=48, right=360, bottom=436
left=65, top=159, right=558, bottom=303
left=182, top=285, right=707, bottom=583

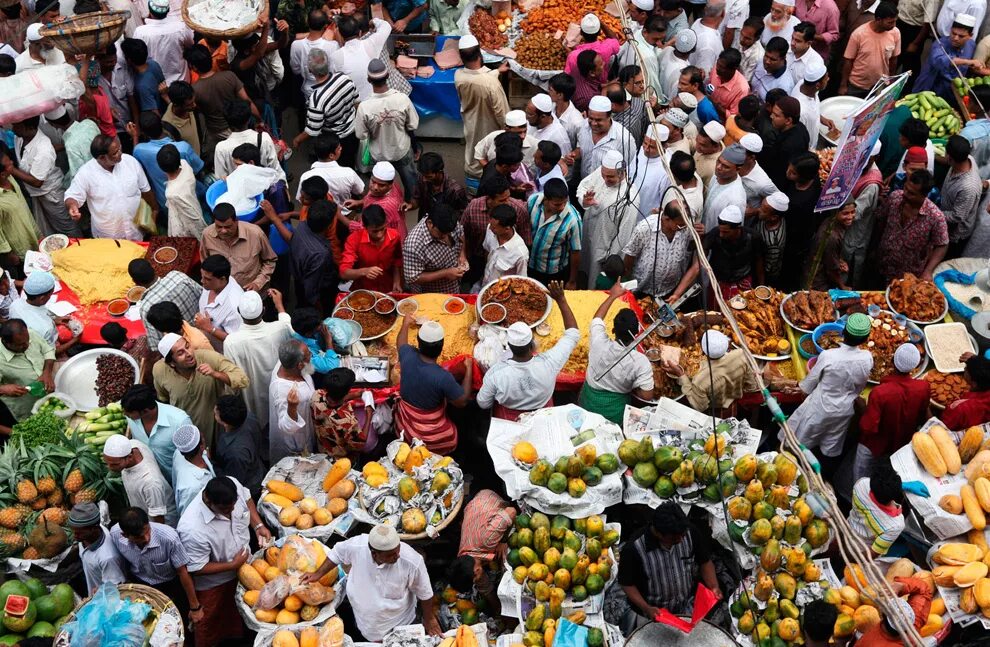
left=3, top=595, right=28, bottom=617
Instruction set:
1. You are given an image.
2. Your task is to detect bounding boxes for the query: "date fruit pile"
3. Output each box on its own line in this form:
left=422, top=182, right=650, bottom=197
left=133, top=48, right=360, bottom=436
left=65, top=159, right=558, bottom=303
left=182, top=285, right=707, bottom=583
left=96, top=354, right=135, bottom=407
left=516, top=32, right=567, bottom=70
left=469, top=9, right=508, bottom=50
left=145, top=236, right=199, bottom=278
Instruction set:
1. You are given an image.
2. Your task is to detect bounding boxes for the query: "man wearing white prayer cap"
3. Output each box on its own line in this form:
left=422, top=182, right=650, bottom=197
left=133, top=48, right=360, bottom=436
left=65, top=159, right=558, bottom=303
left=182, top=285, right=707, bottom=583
left=393, top=314, right=473, bottom=455
left=628, top=0, right=654, bottom=24
left=456, top=31, right=510, bottom=186
left=581, top=13, right=601, bottom=34
left=705, top=202, right=766, bottom=300
left=853, top=341, right=930, bottom=480
left=694, top=120, right=725, bottom=186
left=628, top=121, right=673, bottom=218
left=302, top=522, right=440, bottom=640
left=575, top=94, right=637, bottom=178
left=755, top=191, right=789, bottom=284
left=458, top=34, right=479, bottom=50
left=763, top=0, right=801, bottom=46
left=170, top=424, right=217, bottom=517
left=576, top=149, right=637, bottom=287
left=659, top=30, right=695, bottom=101
left=478, top=283, right=581, bottom=420
left=666, top=328, right=759, bottom=413
left=736, top=133, right=778, bottom=216
left=361, top=160, right=409, bottom=237
left=701, top=144, right=748, bottom=232
left=660, top=107, right=692, bottom=155
left=936, top=0, right=985, bottom=40
left=841, top=135, right=886, bottom=287
left=563, top=13, right=622, bottom=99
left=916, top=12, right=977, bottom=98
left=15, top=23, right=65, bottom=73
left=526, top=93, right=572, bottom=156
left=9, top=271, right=61, bottom=348
left=791, top=59, right=830, bottom=151
left=103, top=433, right=178, bottom=525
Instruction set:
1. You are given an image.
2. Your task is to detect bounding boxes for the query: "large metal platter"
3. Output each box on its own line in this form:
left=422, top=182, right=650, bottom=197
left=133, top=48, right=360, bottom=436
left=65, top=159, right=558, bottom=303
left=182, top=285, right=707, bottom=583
left=780, top=291, right=839, bottom=334
left=54, top=348, right=139, bottom=412
left=625, top=620, right=740, bottom=646
left=476, top=275, right=553, bottom=331
left=819, top=96, right=865, bottom=145
left=885, top=283, right=949, bottom=326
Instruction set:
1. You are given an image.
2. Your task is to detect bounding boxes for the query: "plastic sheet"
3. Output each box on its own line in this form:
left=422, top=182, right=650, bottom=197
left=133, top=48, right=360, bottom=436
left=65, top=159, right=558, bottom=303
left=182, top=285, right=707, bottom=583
left=0, top=64, right=84, bottom=124
left=61, top=582, right=150, bottom=647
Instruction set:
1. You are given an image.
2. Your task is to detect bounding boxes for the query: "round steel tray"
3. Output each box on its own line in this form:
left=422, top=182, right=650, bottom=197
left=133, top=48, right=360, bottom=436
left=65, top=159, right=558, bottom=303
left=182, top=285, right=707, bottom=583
left=333, top=292, right=398, bottom=341
left=780, top=291, right=839, bottom=334
left=626, top=619, right=740, bottom=646
left=54, top=348, right=139, bottom=411
left=476, top=275, right=553, bottom=331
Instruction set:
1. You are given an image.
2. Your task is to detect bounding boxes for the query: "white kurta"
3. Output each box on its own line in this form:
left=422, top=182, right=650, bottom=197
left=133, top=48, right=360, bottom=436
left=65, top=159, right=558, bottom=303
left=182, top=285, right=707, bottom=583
left=198, top=278, right=245, bottom=339
left=64, top=156, right=150, bottom=240
left=788, top=47, right=825, bottom=88
left=268, top=369, right=316, bottom=464
left=166, top=160, right=205, bottom=239
left=222, top=314, right=292, bottom=425
left=528, top=119, right=573, bottom=156
left=792, top=89, right=822, bottom=151
left=937, top=0, right=987, bottom=37
left=575, top=172, right=639, bottom=287
left=739, top=163, right=779, bottom=210
left=628, top=152, right=672, bottom=221
left=702, top=175, right=748, bottom=231
left=761, top=15, right=801, bottom=45
left=689, top=20, right=723, bottom=75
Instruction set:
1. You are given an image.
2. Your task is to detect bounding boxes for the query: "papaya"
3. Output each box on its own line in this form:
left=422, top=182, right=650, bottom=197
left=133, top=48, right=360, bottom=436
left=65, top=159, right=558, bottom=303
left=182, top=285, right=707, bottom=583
left=582, top=467, right=603, bottom=487
left=780, top=599, right=799, bottom=620
left=533, top=527, right=551, bottom=554
left=576, top=444, right=597, bottom=466
left=512, top=441, right=539, bottom=465
left=632, top=462, right=659, bottom=488
left=601, top=528, right=620, bottom=547
left=553, top=569, right=571, bottom=591
left=567, top=478, right=587, bottom=498
left=547, top=473, right=567, bottom=494
left=803, top=561, right=821, bottom=582
left=524, top=604, right=546, bottom=631
left=750, top=518, right=773, bottom=544
left=728, top=496, right=752, bottom=520
left=636, top=436, right=654, bottom=463
left=527, top=563, right=549, bottom=582
left=585, top=574, right=605, bottom=595
left=770, top=515, right=786, bottom=540
left=670, top=460, right=695, bottom=487
left=784, top=516, right=803, bottom=544
left=756, top=462, right=778, bottom=488
left=804, top=518, right=830, bottom=548
left=586, top=538, right=602, bottom=561
left=430, top=471, right=452, bottom=495
left=765, top=485, right=791, bottom=509
left=595, top=453, right=620, bottom=474
left=563, top=531, right=582, bottom=552
left=704, top=433, right=728, bottom=457
left=559, top=548, right=578, bottom=571
left=773, top=452, right=799, bottom=486
left=753, top=572, right=774, bottom=601
left=654, top=446, right=683, bottom=473
left=533, top=581, right=550, bottom=602
left=565, top=456, right=585, bottom=478
left=778, top=618, right=800, bottom=641
left=744, top=479, right=765, bottom=505
left=694, top=454, right=719, bottom=485
left=529, top=460, right=553, bottom=487
left=792, top=498, right=814, bottom=526
left=752, top=501, right=775, bottom=521
left=738, top=610, right=756, bottom=634
left=266, top=480, right=304, bottom=502
left=763, top=599, right=779, bottom=623
left=530, top=512, right=550, bottom=531
left=734, top=454, right=758, bottom=482
left=834, top=613, right=856, bottom=638
left=617, top=439, right=640, bottom=466
left=513, top=566, right=528, bottom=584
left=702, top=482, right=721, bottom=502
left=774, top=572, right=797, bottom=600
left=760, top=539, right=782, bottom=571
left=543, top=547, right=560, bottom=571
left=784, top=547, right=807, bottom=577
left=518, top=547, right=538, bottom=567
left=585, top=515, right=603, bottom=537
left=397, top=476, right=419, bottom=502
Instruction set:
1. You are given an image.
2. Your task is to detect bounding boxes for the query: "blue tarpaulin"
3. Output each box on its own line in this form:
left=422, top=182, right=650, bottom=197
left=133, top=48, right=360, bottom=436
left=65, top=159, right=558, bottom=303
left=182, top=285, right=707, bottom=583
left=409, top=35, right=462, bottom=122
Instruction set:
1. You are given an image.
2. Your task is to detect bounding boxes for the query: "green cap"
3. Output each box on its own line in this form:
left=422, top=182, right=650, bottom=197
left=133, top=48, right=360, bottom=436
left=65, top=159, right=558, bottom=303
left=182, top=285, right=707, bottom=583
left=845, top=313, right=872, bottom=337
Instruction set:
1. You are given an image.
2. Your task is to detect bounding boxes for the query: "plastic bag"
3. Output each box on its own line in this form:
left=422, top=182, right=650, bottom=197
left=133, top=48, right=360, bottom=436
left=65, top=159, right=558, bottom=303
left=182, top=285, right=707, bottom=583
left=0, top=64, right=84, bottom=124
left=277, top=534, right=323, bottom=573
left=219, top=164, right=277, bottom=213
left=132, top=199, right=157, bottom=236
left=551, top=619, right=587, bottom=646
left=62, top=582, right=150, bottom=647
left=293, top=582, right=336, bottom=606
left=257, top=575, right=292, bottom=610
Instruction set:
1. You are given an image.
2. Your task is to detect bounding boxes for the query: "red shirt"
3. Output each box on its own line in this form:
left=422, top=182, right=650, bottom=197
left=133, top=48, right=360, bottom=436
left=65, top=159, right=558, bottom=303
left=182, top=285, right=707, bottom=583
left=858, top=374, right=931, bottom=457
left=79, top=88, right=116, bottom=137
left=364, top=184, right=407, bottom=239
left=854, top=578, right=931, bottom=647
left=941, top=389, right=990, bottom=430
left=340, top=227, right=402, bottom=293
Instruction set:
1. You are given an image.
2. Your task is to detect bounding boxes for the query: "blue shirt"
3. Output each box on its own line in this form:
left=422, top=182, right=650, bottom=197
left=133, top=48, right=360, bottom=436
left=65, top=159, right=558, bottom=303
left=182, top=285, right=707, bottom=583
left=696, top=97, right=720, bottom=126
left=961, top=118, right=990, bottom=178
left=915, top=37, right=976, bottom=103
left=397, top=344, right=463, bottom=410
left=291, top=331, right=341, bottom=374
left=127, top=402, right=193, bottom=482
left=132, top=137, right=204, bottom=211
left=375, top=0, right=427, bottom=31
left=134, top=60, right=166, bottom=113
left=172, top=451, right=215, bottom=518
left=527, top=193, right=583, bottom=275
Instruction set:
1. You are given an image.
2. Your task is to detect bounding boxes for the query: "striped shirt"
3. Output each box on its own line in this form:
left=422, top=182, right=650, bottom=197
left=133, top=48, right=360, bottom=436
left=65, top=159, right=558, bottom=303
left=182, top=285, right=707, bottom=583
left=110, top=522, right=190, bottom=585
left=458, top=489, right=514, bottom=560
left=848, top=477, right=905, bottom=555
left=527, top=194, right=582, bottom=275
left=304, top=73, right=358, bottom=139
left=575, top=121, right=637, bottom=180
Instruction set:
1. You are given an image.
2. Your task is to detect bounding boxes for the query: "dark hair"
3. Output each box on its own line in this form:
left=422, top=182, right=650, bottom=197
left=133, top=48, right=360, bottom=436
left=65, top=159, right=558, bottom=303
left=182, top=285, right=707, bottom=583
left=418, top=151, right=444, bottom=174
left=803, top=600, right=838, bottom=641
left=680, top=65, right=704, bottom=87
left=870, top=459, right=903, bottom=505
left=764, top=87, right=788, bottom=107
left=489, top=204, right=516, bottom=228
left=308, top=9, right=329, bottom=31
left=325, top=367, right=356, bottom=400
left=202, top=254, right=232, bottom=280
left=966, top=355, right=990, bottom=389
left=100, top=322, right=128, bottom=347
left=776, top=96, right=801, bottom=122
left=307, top=199, right=336, bottom=234
left=216, top=394, right=248, bottom=427
left=184, top=44, right=213, bottom=74
left=168, top=80, right=194, bottom=106
left=717, top=47, right=741, bottom=70
left=146, top=301, right=184, bottom=334
left=224, top=100, right=253, bottom=131
left=618, top=65, right=642, bottom=86
left=418, top=337, right=444, bottom=359
left=460, top=43, right=482, bottom=63
left=543, top=178, right=568, bottom=200
left=447, top=555, right=476, bottom=593
left=362, top=204, right=387, bottom=228
left=338, top=15, right=360, bottom=39
left=300, top=175, right=329, bottom=201
left=0, top=318, right=26, bottom=343
left=212, top=202, right=236, bottom=222
left=602, top=254, right=624, bottom=278
left=793, top=21, right=816, bottom=41
left=843, top=328, right=869, bottom=346
left=429, top=204, right=458, bottom=234
left=662, top=201, right=685, bottom=221
left=742, top=15, right=764, bottom=34
left=494, top=143, right=523, bottom=167
left=790, top=151, right=820, bottom=184
left=765, top=36, right=789, bottom=58
left=509, top=341, right=532, bottom=357
left=0, top=54, right=14, bottom=77
left=651, top=501, right=689, bottom=535
left=119, top=507, right=149, bottom=537
left=576, top=49, right=598, bottom=77
left=907, top=168, right=934, bottom=193
left=90, top=134, right=116, bottom=159
left=121, top=38, right=148, bottom=65
left=291, top=307, right=322, bottom=337
left=15, top=115, right=40, bottom=130
left=121, top=384, right=157, bottom=414
left=156, top=144, right=181, bottom=174
left=204, top=476, right=237, bottom=506
left=946, top=134, right=972, bottom=163
left=644, top=14, right=667, bottom=33
left=613, top=309, right=639, bottom=345
left=314, top=133, right=340, bottom=159
left=139, top=111, right=163, bottom=139
left=537, top=140, right=562, bottom=167
left=874, top=1, right=897, bottom=19
left=737, top=94, right=761, bottom=121
left=899, top=118, right=930, bottom=147
left=479, top=174, right=510, bottom=198
left=232, top=142, right=261, bottom=166
left=549, top=73, right=575, bottom=100
left=606, top=86, right=628, bottom=106
left=670, top=150, right=696, bottom=183
left=127, top=258, right=156, bottom=285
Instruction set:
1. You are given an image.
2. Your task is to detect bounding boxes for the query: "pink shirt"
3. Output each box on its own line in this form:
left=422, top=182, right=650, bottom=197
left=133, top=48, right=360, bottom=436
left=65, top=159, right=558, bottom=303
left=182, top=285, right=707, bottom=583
left=709, top=69, right=750, bottom=116
left=363, top=183, right=407, bottom=239
left=844, top=22, right=901, bottom=90
left=564, top=39, right=622, bottom=78
left=795, top=0, right=841, bottom=60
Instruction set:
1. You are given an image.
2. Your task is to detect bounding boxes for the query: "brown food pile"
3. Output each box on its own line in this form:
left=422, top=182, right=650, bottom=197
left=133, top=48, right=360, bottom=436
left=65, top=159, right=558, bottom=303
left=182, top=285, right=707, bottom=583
left=888, top=273, right=947, bottom=322
left=783, top=290, right=836, bottom=330
left=480, top=278, right=549, bottom=327
left=520, top=0, right=624, bottom=40
left=924, top=371, right=970, bottom=407
left=516, top=32, right=567, bottom=70
left=734, top=289, right=790, bottom=357
left=818, top=148, right=836, bottom=183
left=353, top=309, right=396, bottom=338
left=817, top=330, right=842, bottom=351
left=468, top=9, right=507, bottom=50
left=96, top=354, right=135, bottom=406
left=146, top=236, right=199, bottom=278
left=865, top=312, right=926, bottom=381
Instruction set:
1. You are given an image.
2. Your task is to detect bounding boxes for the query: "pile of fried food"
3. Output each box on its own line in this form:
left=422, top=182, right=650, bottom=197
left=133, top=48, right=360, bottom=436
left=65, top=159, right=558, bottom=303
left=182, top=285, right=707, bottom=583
left=480, top=277, right=549, bottom=327
left=782, top=290, right=837, bottom=331
left=888, top=273, right=947, bottom=322
left=924, top=371, right=970, bottom=407
left=734, top=289, right=791, bottom=357
left=865, top=312, right=926, bottom=381
left=817, top=147, right=837, bottom=183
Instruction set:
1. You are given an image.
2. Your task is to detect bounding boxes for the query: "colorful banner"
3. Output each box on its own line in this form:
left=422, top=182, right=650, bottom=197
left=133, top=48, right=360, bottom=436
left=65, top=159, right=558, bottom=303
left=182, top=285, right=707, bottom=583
left=815, top=74, right=910, bottom=212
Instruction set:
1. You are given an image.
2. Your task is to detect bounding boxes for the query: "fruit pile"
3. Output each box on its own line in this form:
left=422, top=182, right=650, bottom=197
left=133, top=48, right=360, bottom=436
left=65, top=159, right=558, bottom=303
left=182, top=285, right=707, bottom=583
left=237, top=536, right=339, bottom=627
left=515, top=33, right=567, bottom=71
left=512, top=441, right=620, bottom=499
left=0, top=578, right=75, bottom=642
left=34, top=397, right=69, bottom=417
left=840, top=560, right=950, bottom=639
left=895, top=92, right=962, bottom=139
left=954, top=75, right=990, bottom=96
left=261, top=458, right=356, bottom=533
left=928, top=538, right=990, bottom=621
left=271, top=617, right=344, bottom=647
left=69, top=403, right=128, bottom=449
left=913, top=424, right=990, bottom=530
left=519, top=610, right=603, bottom=647
left=618, top=432, right=739, bottom=502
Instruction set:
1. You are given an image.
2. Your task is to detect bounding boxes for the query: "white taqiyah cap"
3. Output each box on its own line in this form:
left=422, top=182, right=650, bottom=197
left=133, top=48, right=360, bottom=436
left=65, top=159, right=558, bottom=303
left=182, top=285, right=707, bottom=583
left=173, top=424, right=201, bottom=453
left=238, top=290, right=264, bottom=320
left=701, top=330, right=730, bottom=359
left=372, top=161, right=395, bottom=181
left=676, top=91, right=698, bottom=110
left=458, top=34, right=479, bottom=49
left=505, top=110, right=527, bottom=127
left=766, top=191, right=790, bottom=211
left=664, top=108, right=689, bottom=128
left=893, top=343, right=921, bottom=372
left=645, top=123, right=670, bottom=142
left=369, top=523, right=400, bottom=550
left=702, top=121, right=726, bottom=142
left=531, top=93, right=553, bottom=113
left=588, top=95, right=612, bottom=113
left=872, top=139, right=883, bottom=156
left=632, top=0, right=654, bottom=10
left=102, top=435, right=132, bottom=458
left=581, top=13, right=601, bottom=34
left=804, top=60, right=828, bottom=83
left=507, top=321, right=534, bottom=346
left=774, top=0, right=795, bottom=7
left=157, top=332, right=182, bottom=358
left=955, top=13, right=978, bottom=28
left=418, top=320, right=445, bottom=343
left=602, top=150, right=624, bottom=169
left=674, top=29, right=697, bottom=52
left=44, top=105, right=67, bottom=120
left=718, top=204, right=743, bottom=225
left=739, top=133, right=763, bottom=153
left=23, top=271, right=55, bottom=295
left=26, top=23, right=43, bottom=43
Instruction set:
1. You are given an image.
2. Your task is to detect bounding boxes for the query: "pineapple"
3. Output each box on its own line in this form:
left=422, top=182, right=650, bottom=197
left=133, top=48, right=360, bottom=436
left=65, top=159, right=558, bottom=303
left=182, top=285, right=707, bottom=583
left=64, top=469, right=84, bottom=494
left=15, top=479, right=37, bottom=504
left=29, top=497, right=47, bottom=511
left=73, top=488, right=99, bottom=504
left=20, top=546, right=39, bottom=560
left=41, top=508, right=67, bottom=525
left=29, top=445, right=62, bottom=496
left=0, top=530, right=26, bottom=554
left=36, top=476, right=56, bottom=496
left=47, top=488, right=64, bottom=506
left=0, top=501, right=24, bottom=530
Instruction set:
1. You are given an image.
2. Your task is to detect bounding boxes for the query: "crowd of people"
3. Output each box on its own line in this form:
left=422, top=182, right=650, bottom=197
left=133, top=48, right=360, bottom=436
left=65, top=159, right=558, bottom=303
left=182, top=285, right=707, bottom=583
left=0, top=0, right=988, bottom=643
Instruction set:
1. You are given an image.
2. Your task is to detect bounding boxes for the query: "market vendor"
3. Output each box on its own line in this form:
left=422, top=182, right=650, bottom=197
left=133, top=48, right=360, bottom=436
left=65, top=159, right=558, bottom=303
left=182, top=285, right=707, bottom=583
left=312, top=367, right=372, bottom=458
left=68, top=502, right=126, bottom=595
left=802, top=600, right=838, bottom=647
left=666, top=330, right=759, bottom=416
left=579, top=282, right=655, bottom=422
left=622, top=201, right=698, bottom=302
left=914, top=15, right=977, bottom=103
left=856, top=579, right=932, bottom=647
left=784, top=313, right=873, bottom=478
left=942, top=353, right=990, bottom=429
left=9, top=271, right=58, bottom=348
left=304, top=524, right=441, bottom=640
left=446, top=489, right=516, bottom=617
left=618, top=502, right=721, bottom=630
left=172, top=425, right=216, bottom=517
left=0, top=318, right=54, bottom=425
left=394, top=318, right=472, bottom=454
left=477, top=282, right=578, bottom=420
left=122, top=384, right=194, bottom=481
left=102, top=434, right=178, bottom=525
left=402, top=204, right=467, bottom=294
left=848, top=459, right=906, bottom=557
left=289, top=308, right=342, bottom=375
left=702, top=205, right=765, bottom=299
left=340, top=205, right=403, bottom=293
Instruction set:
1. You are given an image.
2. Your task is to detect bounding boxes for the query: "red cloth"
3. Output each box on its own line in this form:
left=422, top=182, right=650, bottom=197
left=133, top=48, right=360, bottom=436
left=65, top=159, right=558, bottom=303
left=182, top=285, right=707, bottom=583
left=941, top=389, right=990, bottom=430
left=854, top=577, right=931, bottom=647
left=394, top=397, right=457, bottom=454
left=858, top=374, right=931, bottom=457
left=78, top=88, right=116, bottom=137
left=339, top=227, right=403, bottom=293
left=492, top=398, right=554, bottom=421
left=193, top=579, right=243, bottom=647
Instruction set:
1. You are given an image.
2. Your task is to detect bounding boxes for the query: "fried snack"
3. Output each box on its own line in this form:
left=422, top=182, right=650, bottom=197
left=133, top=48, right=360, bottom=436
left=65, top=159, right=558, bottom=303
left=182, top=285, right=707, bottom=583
left=924, top=371, right=970, bottom=407
left=520, top=0, right=625, bottom=40
left=783, top=291, right=837, bottom=330
left=888, top=273, right=947, bottom=322
left=735, top=289, right=789, bottom=356
left=468, top=9, right=507, bottom=49
left=480, top=278, right=550, bottom=327
left=537, top=291, right=625, bottom=375
left=864, top=312, right=926, bottom=381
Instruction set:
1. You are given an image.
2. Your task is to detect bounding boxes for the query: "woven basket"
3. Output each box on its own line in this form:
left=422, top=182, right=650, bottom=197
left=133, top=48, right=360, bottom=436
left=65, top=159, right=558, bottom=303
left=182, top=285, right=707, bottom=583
left=358, top=486, right=465, bottom=540
left=39, top=11, right=130, bottom=56
left=54, top=583, right=183, bottom=646
left=182, top=0, right=268, bottom=40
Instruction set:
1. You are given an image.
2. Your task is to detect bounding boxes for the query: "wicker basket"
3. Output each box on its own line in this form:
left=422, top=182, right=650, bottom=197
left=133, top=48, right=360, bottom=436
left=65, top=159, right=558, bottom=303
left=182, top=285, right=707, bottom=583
left=358, top=486, right=465, bottom=540
left=39, top=11, right=130, bottom=56
left=54, top=583, right=183, bottom=646
left=182, top=0, right=268, bottom=40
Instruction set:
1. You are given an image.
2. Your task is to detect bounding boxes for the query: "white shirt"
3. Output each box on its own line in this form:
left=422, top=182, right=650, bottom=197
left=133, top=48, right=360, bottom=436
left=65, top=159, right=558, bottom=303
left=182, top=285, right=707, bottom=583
left=628, top=151, right=672, bottom=220
left=79, top=527, right=127, bottom=595
left=198, top=278, right=244, bottom=340
left=937, top=0, right=987, bottom=37
left=659, top=49, right=691, bottom=104
left=576, top=121, right=637, bottom=179
left=64, top=155, right=150, bottom=240
left=296, top=160, right=365, bottom=212
left=535, top=164, right=567, bottom=192
left=787, top=47, right=824, bottom=87
left=9, top=299, right=55, bottom=346
left=690, top=20, right=724, bottom=75
left=121, top=439, right=178, bottom=525
left=133, top=16, right=194, bottom=84
left=739, top=40, right=764, bottom=80
left=290, top=36, right=340, bottom=99
left=703, top=175, right=747, bottom=231
left=355, top=89, right=419, bottom=162
left=750, top=62, right=796, bottom=100
left=576, top=172, right=639, bottom=287
left=177, top=475, right=251, bottom=590
left=327, top=535, right=433, bottom=641
left=268, top=368, right=316, bottom=465
left=791, top=89, right=821, bottom=151
left=213, top=130, right=286, bottom=183
left=556, top=102, right=586, bottom=148
left=166, top=160, right=205, bottom=239
left=739, top=162, right=779, bottom=209
left=476, top=329, right=581, bottom=411
left=475, top=131, right=538, bottom=167
left=722, top=0, right=749, bottom=33
left=528, top=119, right=572, bottom=156
left=222, top=313, right=292, bottom=425
left=676, top=177, right=706, bottom=223
left=14, top=47, right=65, bottom=73
left=330, top=19, right=392, bottom=101
left=761, top=15, right=801, bottom=45
left=172, top=451, right=215, bottom=519
left=482, top=229, right=528, bottom=286
left=15, top=132, right=62, bottom=199
left=586, top=318, right=654, bottom=394
left=622, top=215, right=695, bottom=297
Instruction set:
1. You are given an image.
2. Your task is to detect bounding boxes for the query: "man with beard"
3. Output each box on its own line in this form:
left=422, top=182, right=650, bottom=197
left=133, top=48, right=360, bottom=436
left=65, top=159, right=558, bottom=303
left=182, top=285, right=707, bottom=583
left=762, top=0, right=801, bottom=45
left=268, top=339, right=316, bottom=464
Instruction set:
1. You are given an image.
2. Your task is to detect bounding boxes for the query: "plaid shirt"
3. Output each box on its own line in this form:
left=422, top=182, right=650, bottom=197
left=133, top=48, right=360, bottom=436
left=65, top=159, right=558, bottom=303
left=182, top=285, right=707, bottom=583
left=402, top=218, right=465, bottom=293
left=877, top=191, right=949, bottom=281
left=460, top=196, right=531, bottom=259
left=139, top=271, right=203, bottom=349
left=458, top=489, right=514, bottom=560
left=414, top=175, right=469, bottom=222
left=527, top=194, right=582, bottom=275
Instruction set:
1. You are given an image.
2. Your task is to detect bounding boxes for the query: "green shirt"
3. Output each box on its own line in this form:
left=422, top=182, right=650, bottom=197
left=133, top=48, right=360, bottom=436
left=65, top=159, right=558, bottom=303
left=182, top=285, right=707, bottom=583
left=0, top=179, right=39, bottom=258
left=0, top=331, right=55, bottom=421
left=429, top=0, right=466, bottom=34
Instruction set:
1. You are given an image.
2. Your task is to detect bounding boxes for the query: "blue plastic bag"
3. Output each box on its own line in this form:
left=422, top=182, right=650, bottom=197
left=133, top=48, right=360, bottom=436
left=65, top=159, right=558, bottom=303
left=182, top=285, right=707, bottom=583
left=63, top=582, right=151, bottom=647
left=552, top=619, right=588, bottom=647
